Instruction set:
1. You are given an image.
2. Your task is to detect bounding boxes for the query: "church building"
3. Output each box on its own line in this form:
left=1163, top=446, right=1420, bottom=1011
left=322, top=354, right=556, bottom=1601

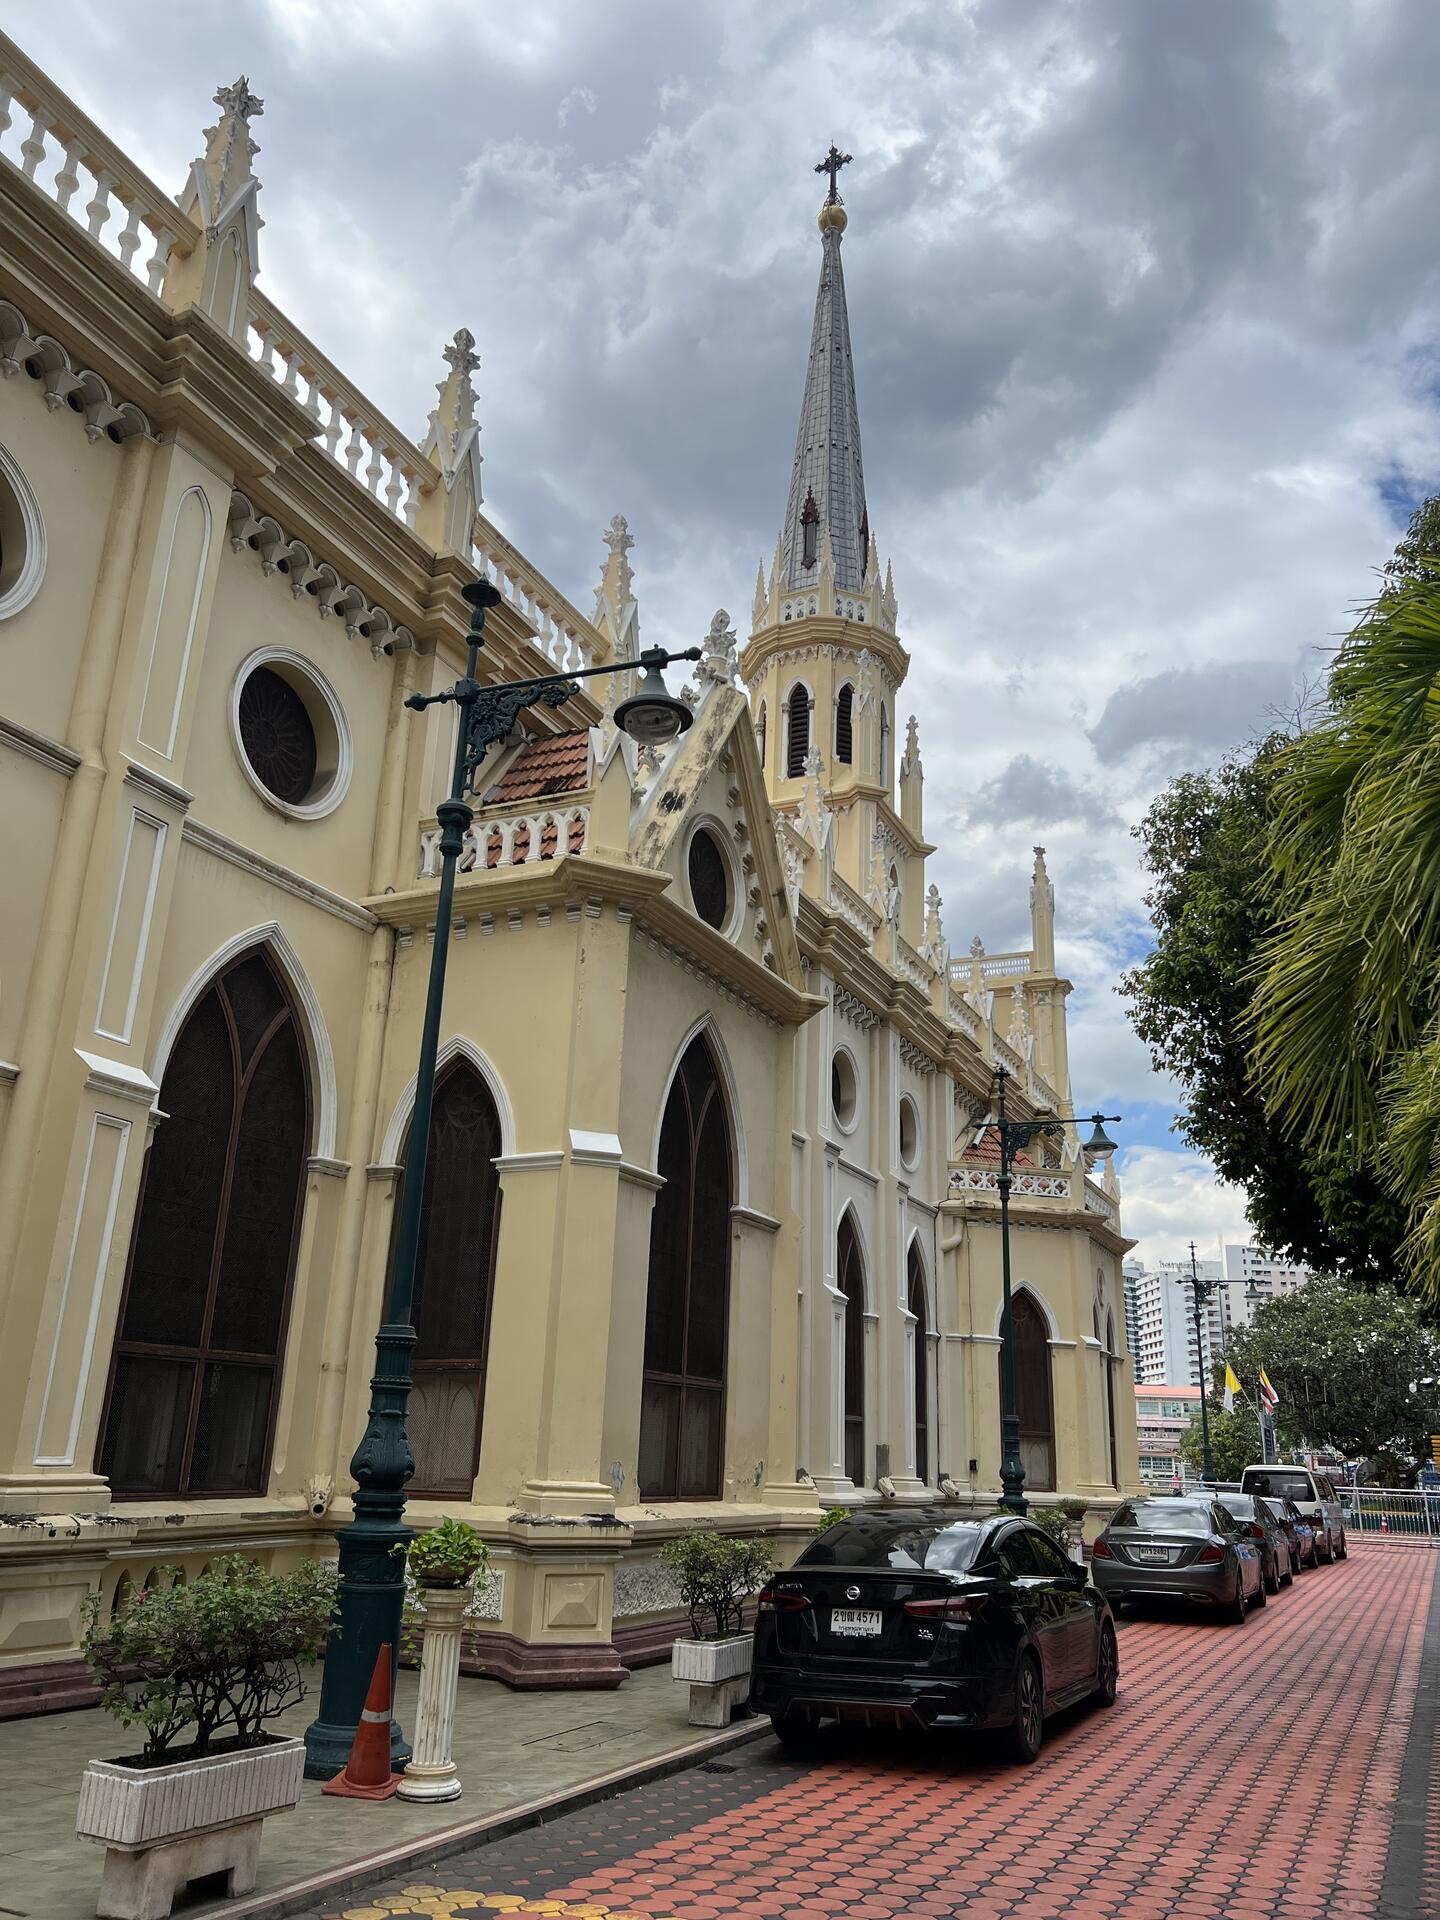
left=0, top=40, right=1138, bottom=1714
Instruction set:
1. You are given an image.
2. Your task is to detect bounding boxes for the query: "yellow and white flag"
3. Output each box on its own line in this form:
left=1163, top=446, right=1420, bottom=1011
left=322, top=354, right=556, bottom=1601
left=1223, top=1362, right=1241, bottom=1414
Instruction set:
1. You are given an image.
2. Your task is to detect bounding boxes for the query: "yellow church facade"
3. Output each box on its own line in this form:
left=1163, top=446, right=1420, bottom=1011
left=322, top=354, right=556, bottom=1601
left=0, top=36, right=1138, bottom=1715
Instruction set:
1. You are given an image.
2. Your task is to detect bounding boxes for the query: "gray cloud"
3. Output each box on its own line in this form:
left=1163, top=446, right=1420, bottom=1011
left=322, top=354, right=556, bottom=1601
left=1087, top=662, right=1300, bottom=766
left=964, top=753, right=1121, bottom=830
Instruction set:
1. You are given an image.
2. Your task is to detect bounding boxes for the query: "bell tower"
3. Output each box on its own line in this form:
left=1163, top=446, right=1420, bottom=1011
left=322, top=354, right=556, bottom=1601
left=741, top=150, right=927, bottom=931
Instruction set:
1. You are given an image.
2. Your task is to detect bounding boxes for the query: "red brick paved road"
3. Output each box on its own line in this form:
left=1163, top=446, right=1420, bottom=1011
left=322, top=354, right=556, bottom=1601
left=319, top=1544, right=1437, bottom=1920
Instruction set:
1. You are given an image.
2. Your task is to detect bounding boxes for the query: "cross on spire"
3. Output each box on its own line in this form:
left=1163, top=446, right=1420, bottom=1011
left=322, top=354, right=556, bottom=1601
left=814, top=143, right=852, bottom=204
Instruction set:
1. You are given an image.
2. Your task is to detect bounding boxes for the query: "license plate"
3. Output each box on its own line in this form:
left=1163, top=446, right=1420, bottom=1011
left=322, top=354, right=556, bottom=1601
left=830, top=1608, right=882, bottom=1636
left=1134, top=1546, right=1172, bottom=1564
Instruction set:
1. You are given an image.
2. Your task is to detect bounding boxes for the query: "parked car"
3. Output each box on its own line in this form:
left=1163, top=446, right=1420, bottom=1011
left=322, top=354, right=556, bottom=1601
left=749, top=1509, right=1117, bottom=1765
left=1091, top=1496, right=1264, bottom=1623
left=1215, top=1491, right=1293, bottom=1593
left=1260, top=1496, right=1316, bottom=1571
left=1238, top=1465, right=1348, bottom=1563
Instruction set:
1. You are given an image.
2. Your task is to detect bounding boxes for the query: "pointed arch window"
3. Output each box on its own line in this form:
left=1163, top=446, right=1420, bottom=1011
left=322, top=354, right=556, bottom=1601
left=908, top=1243, right=929, bottom=1485
left=97, top=950, right=310, bottom=1497
left=639, top=1036, right=732, bottom=1499
left=786, top=683, right=811, bottom=778
left=800, top=488, right=820, bottom=569
left=1105, top=1310, right=1120, bottom=1490
left=756, top=701, right=767, bottom=771
left=1000, top=1291, right=1055, bottom=1493
left=390, top=1059, right=503, bottom=1497
left=834, top=683, right=853, bottom=765
left=838, top=1213, right=866, bottom=1486
left=880, top=702, right=891, bottom=788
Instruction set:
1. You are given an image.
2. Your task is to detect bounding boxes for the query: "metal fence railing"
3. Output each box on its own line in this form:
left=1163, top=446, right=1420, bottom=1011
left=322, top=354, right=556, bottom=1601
left=1338, top=1486, right=1440, bottom=1540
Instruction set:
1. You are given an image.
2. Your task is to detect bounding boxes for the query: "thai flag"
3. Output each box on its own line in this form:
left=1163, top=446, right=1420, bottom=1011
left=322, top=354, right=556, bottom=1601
left=1258, top=1368, right=1279, bottom=1411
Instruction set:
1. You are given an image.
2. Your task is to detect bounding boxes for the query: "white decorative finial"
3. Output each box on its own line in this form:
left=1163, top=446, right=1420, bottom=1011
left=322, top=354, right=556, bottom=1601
left=969, top=935, right=985, bottom=958
left=214, top=76, right=264, bottom=122
left=603, top=512, right=633, bottom=557
left=442, top=327, right=480, bottom=376
left=696, top=609, right=739, bottom=688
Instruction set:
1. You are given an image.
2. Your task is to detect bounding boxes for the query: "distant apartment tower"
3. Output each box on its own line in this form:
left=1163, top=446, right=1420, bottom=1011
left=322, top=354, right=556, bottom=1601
left=1130, top=1258, right=1221, bottom=1386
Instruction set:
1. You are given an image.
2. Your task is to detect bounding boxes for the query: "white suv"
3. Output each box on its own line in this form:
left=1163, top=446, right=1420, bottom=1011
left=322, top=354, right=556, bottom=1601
left=1239, top=1465, right=1347, bottom=1563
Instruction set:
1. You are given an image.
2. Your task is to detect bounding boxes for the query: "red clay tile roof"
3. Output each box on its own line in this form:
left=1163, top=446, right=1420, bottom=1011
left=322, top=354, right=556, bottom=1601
left=490, top=729, right=590, bottom=803
left=959, top=1125, right=1035, bottom=1169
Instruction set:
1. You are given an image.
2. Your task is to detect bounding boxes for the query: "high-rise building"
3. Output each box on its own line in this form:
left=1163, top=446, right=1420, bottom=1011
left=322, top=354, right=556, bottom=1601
left=1129, top=1258, right=1221, bottom=1387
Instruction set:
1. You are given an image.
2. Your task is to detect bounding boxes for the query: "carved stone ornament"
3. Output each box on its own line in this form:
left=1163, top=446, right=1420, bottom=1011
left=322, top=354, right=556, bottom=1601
left=696, top=608, right=740, bottom=687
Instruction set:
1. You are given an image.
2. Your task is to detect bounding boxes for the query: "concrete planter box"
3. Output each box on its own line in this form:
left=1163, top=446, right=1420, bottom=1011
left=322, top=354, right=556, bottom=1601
left=77, top=1736, right=304, bottom=1919
left=671, top=1634, right=752, bottom=1727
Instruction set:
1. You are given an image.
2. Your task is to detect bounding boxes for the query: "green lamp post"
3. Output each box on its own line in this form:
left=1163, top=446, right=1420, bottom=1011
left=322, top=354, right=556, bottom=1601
left=990, top=1064, right=1120, bottom=1514
left=303, top=581, right=698, bottom=1778
left=1187, top=1240, right=1217, bottom=1485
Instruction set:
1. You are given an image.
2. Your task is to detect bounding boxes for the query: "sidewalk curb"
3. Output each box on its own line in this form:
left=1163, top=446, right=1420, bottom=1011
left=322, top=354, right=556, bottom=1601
left=196, top=1718, right=771, bottom=1920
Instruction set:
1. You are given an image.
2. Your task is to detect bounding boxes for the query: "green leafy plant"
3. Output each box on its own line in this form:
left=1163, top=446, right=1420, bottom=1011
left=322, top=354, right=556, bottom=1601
left=657, top=1531, right=772, bottom=1640
left=81, top=1555, right=338, bottom=1768
left=398, top=1517, right=489, bottom=1587
left=1024, top=1505, right=1076, bottom=1551
left=815, top=1507, right=849, bottom=1534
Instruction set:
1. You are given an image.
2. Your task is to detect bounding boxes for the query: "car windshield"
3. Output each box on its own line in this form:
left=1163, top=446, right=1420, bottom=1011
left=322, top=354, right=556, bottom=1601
left=1259, top=1499, right=1293, bottom=1524
left=798, top=1520, right=989, bottom=1573
left=1110, top=1501, right=1214, bottom=1532
left=1243, top=1470, right=1314, bottom=1503
left=1216, top=1495, right=1262, bottom=1522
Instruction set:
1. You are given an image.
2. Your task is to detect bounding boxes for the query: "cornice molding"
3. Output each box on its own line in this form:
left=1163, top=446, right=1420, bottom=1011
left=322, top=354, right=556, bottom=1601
left=123, top=760, right=192, bottom=812
left=0, top=714, right=81, bottom=779
left=181, top=819, right=377, bottom=932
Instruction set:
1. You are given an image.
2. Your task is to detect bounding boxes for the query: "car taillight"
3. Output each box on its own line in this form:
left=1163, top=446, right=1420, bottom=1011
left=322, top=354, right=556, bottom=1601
left=756, top=1586, right=810, bottom=1613
left=903, top=1593, right=988, bottom=1621
left=1197, top=1542, right=1225, bottom=1563
left=1091, top=1537, right=1114, bottom=1559
left=1247, top=1522, right=1265, bottom=1540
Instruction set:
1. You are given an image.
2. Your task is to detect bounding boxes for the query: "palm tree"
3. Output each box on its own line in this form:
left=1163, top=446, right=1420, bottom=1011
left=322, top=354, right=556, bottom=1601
left=1249, top=562, right=1440, bottom=1303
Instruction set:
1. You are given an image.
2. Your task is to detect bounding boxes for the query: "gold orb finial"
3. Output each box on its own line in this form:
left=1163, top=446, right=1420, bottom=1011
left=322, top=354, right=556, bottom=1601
left=818, top=200, right=848, bottom=234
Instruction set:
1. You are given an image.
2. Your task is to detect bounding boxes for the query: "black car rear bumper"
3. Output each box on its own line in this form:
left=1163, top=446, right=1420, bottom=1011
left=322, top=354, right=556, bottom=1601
left=749, top=1663, right=1000, bottom=1730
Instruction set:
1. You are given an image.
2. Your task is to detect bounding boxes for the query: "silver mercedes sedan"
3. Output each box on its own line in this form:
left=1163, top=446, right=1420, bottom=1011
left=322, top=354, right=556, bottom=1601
left=1091, top=1496, right=1265, bottom=1624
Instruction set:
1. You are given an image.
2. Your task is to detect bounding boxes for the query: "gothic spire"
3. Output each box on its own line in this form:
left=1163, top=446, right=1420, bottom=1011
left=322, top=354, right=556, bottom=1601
left=778, top=149, right=870, bottom=597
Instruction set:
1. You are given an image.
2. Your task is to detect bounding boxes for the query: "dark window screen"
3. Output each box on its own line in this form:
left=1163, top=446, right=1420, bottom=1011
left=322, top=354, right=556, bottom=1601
left=688, top=830, right=730, bottom=931
left=389, top=1060, right=503, bottom=1496
left=1105, top=1310, right=1120, bottom=1489
left=238, top=666, right=317, bottom=805
left=757, top=704, right=766, bottom=769
left=786, top=684, right=810, bottom=777
left=839, top=1214, right=866, bottom=1487
left=638, top=1036, right=732, bottom=1498
left=835, top=684, right=853, bottom=765
left=999, top=1291, right=1055, bottom=1493
left=908, top=1246, right=928, bottom=1485
left=97, top=949, right=310, bottom=1497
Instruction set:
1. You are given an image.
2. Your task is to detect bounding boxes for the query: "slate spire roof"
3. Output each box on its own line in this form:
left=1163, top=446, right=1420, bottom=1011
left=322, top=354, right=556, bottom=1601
left=779, top=186, right=870, bottom=596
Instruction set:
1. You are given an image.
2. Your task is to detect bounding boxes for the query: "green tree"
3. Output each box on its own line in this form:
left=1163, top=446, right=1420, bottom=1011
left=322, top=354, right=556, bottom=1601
left=1249, top=559, right=1440, bottom=1305
left=1382, top=494, right=1440, bottom=589
left=1121, top=739, right=1403, bottom=1284
left=1179, top=1403, right=1260, bottom=1482
left=1225, top=1276, right=1440, bottom=1478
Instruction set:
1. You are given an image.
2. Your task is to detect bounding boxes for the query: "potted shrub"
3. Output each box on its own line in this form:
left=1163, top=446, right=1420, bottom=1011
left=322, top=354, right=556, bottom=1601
left=658, top=1531, right=771, bottom=1727
left=77, top=1555, right=336, bottom=1920
left=392, top=1520, right=489, bottom=1805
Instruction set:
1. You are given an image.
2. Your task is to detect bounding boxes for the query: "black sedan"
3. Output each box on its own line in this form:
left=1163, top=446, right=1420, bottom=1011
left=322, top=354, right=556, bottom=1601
left=1262, top=1495, right=1317, bottom=1571
left=749, top=1509, right=1117, bottom=1764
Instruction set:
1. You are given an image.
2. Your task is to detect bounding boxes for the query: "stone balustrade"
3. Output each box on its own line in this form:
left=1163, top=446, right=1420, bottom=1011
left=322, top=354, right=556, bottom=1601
left=0, top=30, right=199, bottom=294
left=895, top=936, right=935, bottom=994
left=948, top=1166, right=1072, bottom=1200
left=470, top=518, right=602, bottom=674
left=827, top=874, right=880, bottom=947
left=992, top=1034, right=1027, bottom=1076
left=1083, top=1180, right=1119, bottom=1223
left=949, top=949, right=1034, bottom=983
left=419, top=804, right=591, bottom=878
left=946, top=989, right=983, bottom=1041
left=247, top=293, right=432, bottom=526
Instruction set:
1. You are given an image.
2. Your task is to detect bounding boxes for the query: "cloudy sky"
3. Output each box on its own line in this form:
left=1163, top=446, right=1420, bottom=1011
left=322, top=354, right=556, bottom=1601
left=16, top=0, right=1440, bottom=1265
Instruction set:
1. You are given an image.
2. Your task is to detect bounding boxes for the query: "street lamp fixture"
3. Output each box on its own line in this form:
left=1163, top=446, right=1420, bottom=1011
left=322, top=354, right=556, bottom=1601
left=303, top=578, right=700, bottom=1779
left=988, top=1065, right=1121, bottom=1515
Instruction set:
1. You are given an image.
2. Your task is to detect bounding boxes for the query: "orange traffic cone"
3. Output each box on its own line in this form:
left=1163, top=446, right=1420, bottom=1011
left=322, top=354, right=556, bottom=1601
left=322, top=1643, right=401, bottom=1800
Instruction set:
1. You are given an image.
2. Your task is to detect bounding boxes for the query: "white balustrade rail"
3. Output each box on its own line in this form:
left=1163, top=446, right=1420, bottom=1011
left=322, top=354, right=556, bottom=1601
left=949, top=950, right=1033, bottom=983
left=827, top=874, right=880, bottom=947
left=993, top=1034, right=1026, bottom=1076
left=949, top=1166, right=1072, bottom=1199
left=0, top=30, right=199, bottom=294
left=247, top=293, right=432, bottom=526
left=896, top=937, right=935, bottom=994
left=1083, top=1180, right=1119, bottom=1223
left=419, top=804, right=591, bottom=878
left=947, top=989, right=982, bottom=1041
left=470, top=517, right=602, bottom=674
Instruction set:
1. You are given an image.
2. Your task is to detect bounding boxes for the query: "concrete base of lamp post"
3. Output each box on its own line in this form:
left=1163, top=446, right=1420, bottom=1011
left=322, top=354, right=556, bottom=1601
left=396, top=1584, right=467, bottom=1804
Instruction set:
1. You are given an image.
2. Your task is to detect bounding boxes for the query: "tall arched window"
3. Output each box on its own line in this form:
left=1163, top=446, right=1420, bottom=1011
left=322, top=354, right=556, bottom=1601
left=756, top=701, right=767, bottom=770
left=97, top=950, right=310, bottom=1497
left=838, top=1213, right=866, bottom=1486
left=1105, top=1310, right=1120, bottom=1490
left=999, top=1291, right=1055, bottom=1493
left=639, top=1036, right=732, bottom=1498
left=834, top=683, right=854, bottom=765
left=390, top=1058, right=503, bottom=1496
left=908, top=1243, right=929, bottom=1484
left=786, top=683, right=810, bottom=778
left=880, top=702, right=891, bottom=788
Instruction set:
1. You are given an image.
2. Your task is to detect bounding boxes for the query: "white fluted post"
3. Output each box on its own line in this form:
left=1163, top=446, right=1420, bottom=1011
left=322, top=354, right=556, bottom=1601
left=395, top=1583, right=467, bottom=1803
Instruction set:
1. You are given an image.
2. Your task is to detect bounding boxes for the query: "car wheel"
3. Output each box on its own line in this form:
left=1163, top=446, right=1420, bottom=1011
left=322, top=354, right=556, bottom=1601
left=1264, top=1560, right=1279, bottom=1597
left=1094, top=1624, right=1119, bottom=1708
left=1000, top=1654, right=1044, bottom=1764
left=1255, top=1569, right=1268, bottom=1607
left=1282, top=1556, right=1294, bottom=1587
left=769, top=1712, right=826, bottom=1755
left=1318, top=1530, right=1334, bottom=1565
left=1336, top=1530, right=1348, bottom=1561
left=1228, top=1574, right=1247, bottom=1626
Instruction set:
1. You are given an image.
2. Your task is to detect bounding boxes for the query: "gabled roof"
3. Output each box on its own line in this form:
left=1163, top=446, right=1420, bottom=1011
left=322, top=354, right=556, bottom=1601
left=778, top=211, right=869, bottom=595
left=959, top=1126, right=1035, bottom=1170
left=490, top=730, right=589, bottom=803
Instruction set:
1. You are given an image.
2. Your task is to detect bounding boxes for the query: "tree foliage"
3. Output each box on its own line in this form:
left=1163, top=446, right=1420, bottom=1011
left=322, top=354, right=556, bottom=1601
left=1120, top=739, right=1404, bottom=1284
left=657, top=1531, right=772, bottom=1641
left=81, top=1555, right=337, bottom=1766
left=1224, top=1276, right=1440, bottom=1476
left=1179, top=1403, right=1260, bottom=1483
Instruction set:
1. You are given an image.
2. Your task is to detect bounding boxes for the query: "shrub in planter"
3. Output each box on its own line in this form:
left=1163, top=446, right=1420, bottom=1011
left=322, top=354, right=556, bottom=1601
left=657, top=1531, right=772, bottom=1640
left=1025, top=1505, right=1075, bottom=1552
left=81, top=1555, right=338, bottom=1767
left=816, top=1507, right=850, bottom=1534
left=399, top=1517, right=489, bottom=1588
